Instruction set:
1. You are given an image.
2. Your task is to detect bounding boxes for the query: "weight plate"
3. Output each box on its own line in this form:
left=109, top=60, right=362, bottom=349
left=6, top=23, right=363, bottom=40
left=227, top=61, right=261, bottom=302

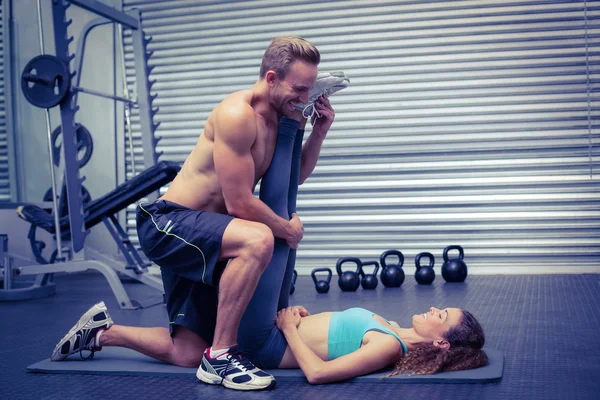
left=43, top=184, right=92, bottom=218
left=51, top=124, right=94, bottom=168
left=21, top=55, right=70, bottom=108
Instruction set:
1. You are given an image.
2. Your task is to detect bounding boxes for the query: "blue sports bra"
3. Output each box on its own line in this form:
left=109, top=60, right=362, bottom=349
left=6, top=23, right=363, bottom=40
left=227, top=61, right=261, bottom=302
left=327, top=307, right=409, bottom=360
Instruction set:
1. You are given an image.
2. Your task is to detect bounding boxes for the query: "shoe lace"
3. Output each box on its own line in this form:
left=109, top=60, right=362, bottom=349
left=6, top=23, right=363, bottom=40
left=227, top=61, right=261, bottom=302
left=301, top=91, right=329, bottom=119
left=226, top=350, right=256, bottom=373
left=300, top=77, right=347, bottom=119
left=301, top=103, right=321, bottom=119
left=303, top=82, right=345, bottom=119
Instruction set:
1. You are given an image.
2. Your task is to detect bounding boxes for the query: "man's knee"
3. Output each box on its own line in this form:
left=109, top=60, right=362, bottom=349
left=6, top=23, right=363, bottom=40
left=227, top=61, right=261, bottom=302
left=170, top=349, right=204, bottom=368
left=170, top=326, right=208, bottom=367
left=243, top=224, right=274, bottom=265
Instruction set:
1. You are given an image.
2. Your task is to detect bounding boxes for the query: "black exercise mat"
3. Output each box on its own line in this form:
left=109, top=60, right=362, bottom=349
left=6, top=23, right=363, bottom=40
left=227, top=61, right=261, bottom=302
left=27, top=346, right=503, bottom=383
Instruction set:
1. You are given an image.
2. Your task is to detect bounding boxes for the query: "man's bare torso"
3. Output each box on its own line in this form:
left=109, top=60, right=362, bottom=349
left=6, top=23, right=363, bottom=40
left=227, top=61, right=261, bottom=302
left=160, top=90, right=277, bottom=213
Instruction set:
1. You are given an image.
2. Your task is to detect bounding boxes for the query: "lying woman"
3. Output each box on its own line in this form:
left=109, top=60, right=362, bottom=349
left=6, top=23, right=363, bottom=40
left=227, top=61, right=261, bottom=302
left=273, top=306, right=487, bottom=384
left=50, top=300, right=487, bottom=386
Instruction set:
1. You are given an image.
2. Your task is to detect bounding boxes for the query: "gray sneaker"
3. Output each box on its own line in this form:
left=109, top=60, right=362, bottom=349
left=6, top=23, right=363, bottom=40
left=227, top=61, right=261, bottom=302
left=51, top=301, right=113, bottom=361
left=294, top=71, right=350, bottom=118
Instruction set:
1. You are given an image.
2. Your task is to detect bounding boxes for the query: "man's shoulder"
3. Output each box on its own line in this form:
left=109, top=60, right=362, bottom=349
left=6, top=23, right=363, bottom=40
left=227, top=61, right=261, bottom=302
left=217, top=90, right=255, bottom=118
left=212, top=90, right=257, bottom=142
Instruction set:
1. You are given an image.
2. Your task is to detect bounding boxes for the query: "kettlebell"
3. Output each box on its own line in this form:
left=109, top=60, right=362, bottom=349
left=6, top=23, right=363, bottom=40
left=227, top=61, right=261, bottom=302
left=336, top=257, right=361, bottom=292
left=441, top=245, right=468, bottom=282
left=359, top=261, right=379, bottom=290
left=415, top=252, right=435, bottom=285
left=311, top=267, right=332, bottom=294
left=379, top=249, right=405, bottom=288
left=289, top=270, right=298, bottom=294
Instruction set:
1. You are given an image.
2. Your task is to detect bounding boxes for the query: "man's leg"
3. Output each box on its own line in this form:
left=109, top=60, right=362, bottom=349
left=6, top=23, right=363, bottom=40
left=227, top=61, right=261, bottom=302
left=50, top=271, right=220, bottom=368
left=111, top=207, right=281, bottom=389
left=135, top=199, right=279, bottom=388
left=194, top=217, right=279, bottom=390
left=211, top=219, right=275, bottom=350
left=125, top=199, right=276, bottom=389
left=50, top=201, right=276, bottom=384
left=99, top=325, right=207, bottom=368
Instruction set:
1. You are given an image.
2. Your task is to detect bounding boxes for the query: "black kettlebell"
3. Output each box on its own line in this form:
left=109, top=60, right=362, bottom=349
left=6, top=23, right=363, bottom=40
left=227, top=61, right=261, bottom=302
left=336, top=257, right=361, bottom=292
left=311, top=267, right=332, bottom=294
left=359, top=261, right=379, bottom=290
left=380, top=249, right=405, bottom=288
left=289, top=270, right=298, bottom=294
left=442, top=245, right=468, bottom=282
left=415, top=252, right=435, bottom=285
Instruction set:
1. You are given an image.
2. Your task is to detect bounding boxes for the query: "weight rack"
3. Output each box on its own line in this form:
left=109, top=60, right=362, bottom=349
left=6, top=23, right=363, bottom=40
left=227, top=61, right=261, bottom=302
left=0, top=0, right=166, bottom=309
left=52, top=0, right=161, bottom=252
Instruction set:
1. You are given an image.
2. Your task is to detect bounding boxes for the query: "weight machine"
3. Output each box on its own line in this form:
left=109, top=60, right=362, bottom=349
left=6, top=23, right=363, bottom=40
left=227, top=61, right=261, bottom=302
left=0, top=0, right=175, bottom=309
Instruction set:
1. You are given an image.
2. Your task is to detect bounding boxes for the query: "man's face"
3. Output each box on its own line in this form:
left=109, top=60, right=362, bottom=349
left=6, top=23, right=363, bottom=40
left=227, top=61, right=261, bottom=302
left=270, top=60, right=318, bottom=117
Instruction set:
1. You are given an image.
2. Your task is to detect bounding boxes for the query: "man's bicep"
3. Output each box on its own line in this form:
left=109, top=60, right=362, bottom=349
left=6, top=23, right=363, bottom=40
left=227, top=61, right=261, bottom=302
left=214, top=138, right=254, bottom=188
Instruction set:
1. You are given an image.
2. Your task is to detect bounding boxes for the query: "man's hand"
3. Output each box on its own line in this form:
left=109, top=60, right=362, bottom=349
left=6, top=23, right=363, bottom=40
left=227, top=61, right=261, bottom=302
left=276, top=307, right=302, bottom=331
left=289, top=305, right=310, bottom=317
left=311, top=95, right=335, bottom=136
left=286, top=213, right=304, bottom=249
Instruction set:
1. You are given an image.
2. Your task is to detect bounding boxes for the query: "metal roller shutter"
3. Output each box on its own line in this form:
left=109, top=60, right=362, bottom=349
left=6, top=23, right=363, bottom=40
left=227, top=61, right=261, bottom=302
left=0, top=1, right=11, bottom=202
left=123, top=0, right=599, bottom=274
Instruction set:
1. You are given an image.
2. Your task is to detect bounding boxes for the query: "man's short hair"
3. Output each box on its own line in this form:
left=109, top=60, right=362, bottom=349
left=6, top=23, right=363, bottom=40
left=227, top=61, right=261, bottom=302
left=259, top=36, right=320, bottom=79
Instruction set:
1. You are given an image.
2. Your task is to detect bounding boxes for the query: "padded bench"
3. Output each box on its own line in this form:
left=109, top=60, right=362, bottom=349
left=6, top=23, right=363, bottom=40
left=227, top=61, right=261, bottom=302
left=17, top=161, right=180, bottom=237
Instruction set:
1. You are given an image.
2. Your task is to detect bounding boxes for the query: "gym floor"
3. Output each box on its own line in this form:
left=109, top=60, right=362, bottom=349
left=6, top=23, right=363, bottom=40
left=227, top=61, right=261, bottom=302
left=1, top=272, right=599, bottom=400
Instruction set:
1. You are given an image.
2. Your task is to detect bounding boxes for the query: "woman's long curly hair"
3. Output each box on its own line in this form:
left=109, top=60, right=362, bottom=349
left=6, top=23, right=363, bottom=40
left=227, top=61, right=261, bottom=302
left=388, top=310, right=488, bottom=376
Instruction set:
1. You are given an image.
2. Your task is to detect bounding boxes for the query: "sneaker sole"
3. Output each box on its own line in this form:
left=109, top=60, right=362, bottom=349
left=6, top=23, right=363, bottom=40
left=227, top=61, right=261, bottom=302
left=222, top=378, right=276, bottom=391
left=196, top=367, right=276, bottom=391
left=195, top=367, right=223, bottom=386
left=51, top=302, right=112, bottom=361
left=328, top=71, right=346, bottom=78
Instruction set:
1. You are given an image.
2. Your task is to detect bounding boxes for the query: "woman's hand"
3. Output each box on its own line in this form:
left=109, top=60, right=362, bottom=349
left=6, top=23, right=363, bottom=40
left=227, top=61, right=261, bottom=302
left=276, top=307, right=302, bottom=331
left=290, top=305, right=310, bottom=317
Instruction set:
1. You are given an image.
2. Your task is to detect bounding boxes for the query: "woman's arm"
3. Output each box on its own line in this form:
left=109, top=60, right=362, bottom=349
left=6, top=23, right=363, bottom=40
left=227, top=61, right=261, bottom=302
left=277, top=308, right=401, bottom=385
left=280, top=322, right=326, bottom=382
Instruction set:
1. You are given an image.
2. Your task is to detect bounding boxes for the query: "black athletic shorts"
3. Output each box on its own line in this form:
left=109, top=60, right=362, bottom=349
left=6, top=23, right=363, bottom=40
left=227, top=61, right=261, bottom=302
left=136, top=199, right=234, bottom=343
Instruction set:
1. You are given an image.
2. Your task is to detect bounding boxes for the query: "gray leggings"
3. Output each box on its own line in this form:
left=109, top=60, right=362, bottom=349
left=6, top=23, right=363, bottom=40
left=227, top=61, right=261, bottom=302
left=237, top=117, right=305, bottom=368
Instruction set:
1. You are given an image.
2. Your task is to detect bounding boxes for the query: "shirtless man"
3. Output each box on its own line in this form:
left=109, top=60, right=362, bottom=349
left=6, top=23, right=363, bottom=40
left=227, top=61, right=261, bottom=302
left=50, top=36, right=337, bottom=391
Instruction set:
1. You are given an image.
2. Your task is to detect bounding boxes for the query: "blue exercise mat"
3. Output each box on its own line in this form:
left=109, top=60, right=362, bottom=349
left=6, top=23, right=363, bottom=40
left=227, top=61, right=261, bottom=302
left=27, top=347, right=503, bottom=383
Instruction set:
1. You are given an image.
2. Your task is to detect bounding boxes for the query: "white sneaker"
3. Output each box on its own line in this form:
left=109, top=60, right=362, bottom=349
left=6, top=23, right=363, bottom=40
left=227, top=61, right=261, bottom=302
left=196, top=347, right=275, bottom=391
left=294, top=71, right=350, bottom=118
left=51, top=302, right=113, bottom=361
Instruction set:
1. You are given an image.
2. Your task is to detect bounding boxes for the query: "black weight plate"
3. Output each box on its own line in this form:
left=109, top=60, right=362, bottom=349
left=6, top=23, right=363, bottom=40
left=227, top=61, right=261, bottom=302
left=21, top=55, right=70, bottom=108
left=43, top=184, right=92, bottom=218
left=51, top=124, right=94, bottom=168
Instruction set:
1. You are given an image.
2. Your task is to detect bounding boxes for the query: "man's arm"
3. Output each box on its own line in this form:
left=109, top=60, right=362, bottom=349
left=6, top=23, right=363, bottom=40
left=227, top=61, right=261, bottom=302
left=213, top=103, right=298, bottom=243
left=299, top=96, right=335, bottom=184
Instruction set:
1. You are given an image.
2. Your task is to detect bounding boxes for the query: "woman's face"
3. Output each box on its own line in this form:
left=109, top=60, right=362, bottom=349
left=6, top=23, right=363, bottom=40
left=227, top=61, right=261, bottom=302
left=412, top=307, right=463, bottom=340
